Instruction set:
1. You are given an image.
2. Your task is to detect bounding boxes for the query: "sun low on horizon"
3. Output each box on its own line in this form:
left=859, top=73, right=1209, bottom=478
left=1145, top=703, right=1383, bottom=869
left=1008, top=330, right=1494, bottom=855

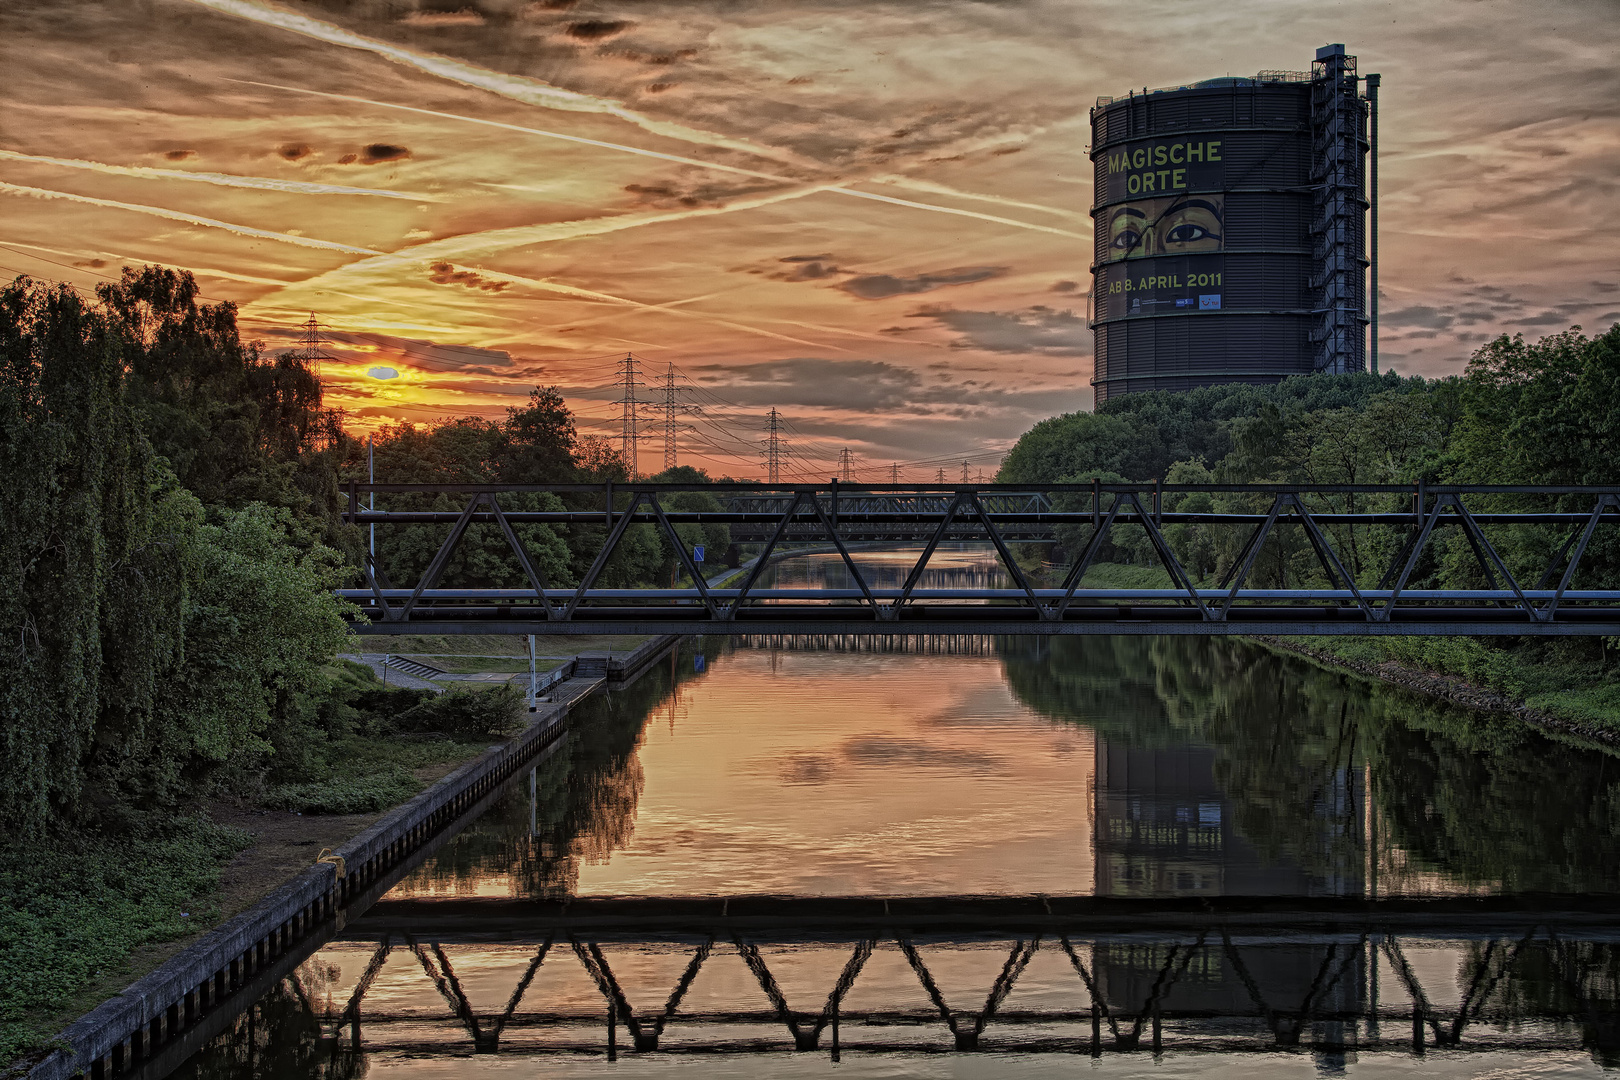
left=2, top=0, right=1616, bottom=479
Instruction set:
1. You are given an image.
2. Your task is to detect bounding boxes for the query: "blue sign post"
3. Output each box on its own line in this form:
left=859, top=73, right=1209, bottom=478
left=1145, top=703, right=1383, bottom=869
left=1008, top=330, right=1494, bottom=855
left=693, top=545, right=705, bottom=563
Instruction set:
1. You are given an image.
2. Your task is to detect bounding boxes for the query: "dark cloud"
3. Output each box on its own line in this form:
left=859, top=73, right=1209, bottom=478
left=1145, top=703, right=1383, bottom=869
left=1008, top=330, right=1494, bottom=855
left=777, top=259, right=840, bottom=281
left=427, top=261, right=507, bottom=292
left=911, top=304, right=1089, bottom=356
left=683, top=356, right=1076, bottom=419
left=360, top=143, right=411, bottom=164
left=400, top=9, right=486, bottom=26
left=837, top=265, right=1006, bottom=300
left=277, top=144, right=312, bottom=161
left=623, top=178, right=779, bottom=208
left=164, top=149, right=194, bottom=160
left=1050, top=280, right=1079, bottom=293
left=1383, top=305, right=1455, bottom=330
left=566, top=19, right=632, bottom=40
left=780, top=254, right=836, bottom=262
left=1514, top=311, right=1584, bottom=327
left=280, top=329, right=523, bottom=374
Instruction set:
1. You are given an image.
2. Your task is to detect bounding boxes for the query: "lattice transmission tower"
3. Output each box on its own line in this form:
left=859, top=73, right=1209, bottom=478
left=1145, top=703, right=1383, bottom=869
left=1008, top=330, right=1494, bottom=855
left=615, top=354, right=649, bottom=477
left=296, top=312, right=337, bottom=381
left=762, top=408, right=784, bottom=485
left=839, top=448, right=854, bottom=482
left=891, top=462, right=901, bottom=483
left=961, top=460, right=972, bottom=483
left=662, top=363, right=680, bottom=471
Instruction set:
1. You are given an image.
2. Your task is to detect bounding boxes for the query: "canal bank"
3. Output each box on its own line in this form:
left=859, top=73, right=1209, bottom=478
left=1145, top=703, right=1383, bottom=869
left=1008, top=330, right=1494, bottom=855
left=20, top=636, right=686, bottom=1080
left=1252, top=635, right=1620, bottom=751
left=1026, top=558, right=1620, bottom=749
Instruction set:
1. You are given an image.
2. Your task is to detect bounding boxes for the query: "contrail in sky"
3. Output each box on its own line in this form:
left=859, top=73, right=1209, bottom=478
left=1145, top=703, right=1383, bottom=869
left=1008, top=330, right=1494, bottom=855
left=254, top=184, right=856, bottom=349
left=241, top=82, right=1088, bottom=240
left=275, top=183, right=837, bottom=283
left=232, top=81, right=803, bottom=183
left=0, top=181, right=384, bottom=255
left=186, top=0, right=807, bottom=167
left=0, top=150, right=441, bottom=200
left=872, top=175, right=1091, bottom=224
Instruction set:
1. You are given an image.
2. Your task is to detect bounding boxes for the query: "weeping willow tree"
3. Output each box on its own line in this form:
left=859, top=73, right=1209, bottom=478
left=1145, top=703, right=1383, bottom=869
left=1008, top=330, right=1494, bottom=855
left=0, top=277, right=189, bottom=826
left=0, top=274, right=353, bottom=830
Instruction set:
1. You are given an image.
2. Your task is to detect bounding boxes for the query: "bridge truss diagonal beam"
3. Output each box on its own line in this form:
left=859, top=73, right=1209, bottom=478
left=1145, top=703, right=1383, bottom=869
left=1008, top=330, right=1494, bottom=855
left=339, top=482, right=1620, bottom=636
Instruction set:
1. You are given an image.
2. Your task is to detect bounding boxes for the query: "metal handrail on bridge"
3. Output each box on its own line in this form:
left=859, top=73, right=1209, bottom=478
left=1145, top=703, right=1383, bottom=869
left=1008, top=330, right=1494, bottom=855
left=339, top=481, right=1620, bottom=637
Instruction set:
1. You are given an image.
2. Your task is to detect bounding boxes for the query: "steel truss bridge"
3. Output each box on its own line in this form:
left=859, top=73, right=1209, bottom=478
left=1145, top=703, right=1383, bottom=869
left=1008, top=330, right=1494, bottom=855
left=293, top=896, right=1620, bottom=1061
left=340, top=481, right=1620, bottom=636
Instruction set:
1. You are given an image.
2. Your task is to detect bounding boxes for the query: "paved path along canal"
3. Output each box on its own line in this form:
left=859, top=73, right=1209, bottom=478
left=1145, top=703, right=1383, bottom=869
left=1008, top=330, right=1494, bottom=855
left=148, top=550, right=1620, bottom=1078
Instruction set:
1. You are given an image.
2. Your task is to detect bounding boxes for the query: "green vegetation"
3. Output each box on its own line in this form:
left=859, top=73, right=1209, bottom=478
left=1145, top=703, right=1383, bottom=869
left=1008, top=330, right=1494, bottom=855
left=0, top=816, right=248, bottom=1068
left=999, top=323, right=1620, bottom=732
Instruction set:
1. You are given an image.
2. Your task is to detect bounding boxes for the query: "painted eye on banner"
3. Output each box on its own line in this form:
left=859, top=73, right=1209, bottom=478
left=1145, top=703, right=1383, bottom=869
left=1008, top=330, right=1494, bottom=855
left=1166, top=223, right=1215, bottom=244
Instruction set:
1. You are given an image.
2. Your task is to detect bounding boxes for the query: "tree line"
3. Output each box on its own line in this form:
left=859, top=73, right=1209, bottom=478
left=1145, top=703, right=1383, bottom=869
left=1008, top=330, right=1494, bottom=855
left=0, top=267, right=726, bottom=833
left=998, top=324, right=1620, bottom=590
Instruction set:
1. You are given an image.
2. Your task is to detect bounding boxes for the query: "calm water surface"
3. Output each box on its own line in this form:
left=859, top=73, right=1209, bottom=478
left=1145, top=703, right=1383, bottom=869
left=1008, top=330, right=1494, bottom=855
left=171, top=550, right=1620, bottom=1078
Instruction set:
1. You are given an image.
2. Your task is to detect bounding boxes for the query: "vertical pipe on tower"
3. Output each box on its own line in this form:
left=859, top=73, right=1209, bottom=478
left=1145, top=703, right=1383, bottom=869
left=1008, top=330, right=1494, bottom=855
left=1366, top=72, right=1380, bottom=375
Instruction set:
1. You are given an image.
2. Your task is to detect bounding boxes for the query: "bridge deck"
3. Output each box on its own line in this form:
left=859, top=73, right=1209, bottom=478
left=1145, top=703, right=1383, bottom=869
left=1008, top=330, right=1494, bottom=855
left=341, top=482, right=1620, bottom=635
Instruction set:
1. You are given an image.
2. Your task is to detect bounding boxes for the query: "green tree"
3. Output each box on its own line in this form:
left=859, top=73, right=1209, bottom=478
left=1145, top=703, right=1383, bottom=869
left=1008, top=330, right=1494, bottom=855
left=1, top=278, right=188, bottom=825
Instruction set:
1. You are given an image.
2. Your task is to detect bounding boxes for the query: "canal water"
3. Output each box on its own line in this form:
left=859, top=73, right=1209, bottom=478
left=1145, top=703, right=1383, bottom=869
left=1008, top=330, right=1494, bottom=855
left=169, top=550, right=1620, bottom=1078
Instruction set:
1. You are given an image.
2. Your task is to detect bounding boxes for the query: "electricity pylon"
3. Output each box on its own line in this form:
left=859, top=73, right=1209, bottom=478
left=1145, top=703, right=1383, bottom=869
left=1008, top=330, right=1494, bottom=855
left=763, top=408, right=784, bottom=484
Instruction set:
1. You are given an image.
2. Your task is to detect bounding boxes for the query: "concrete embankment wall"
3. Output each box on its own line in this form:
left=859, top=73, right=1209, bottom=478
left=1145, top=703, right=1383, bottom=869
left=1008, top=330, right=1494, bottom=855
left=28, top=634, right=685, bottom=1080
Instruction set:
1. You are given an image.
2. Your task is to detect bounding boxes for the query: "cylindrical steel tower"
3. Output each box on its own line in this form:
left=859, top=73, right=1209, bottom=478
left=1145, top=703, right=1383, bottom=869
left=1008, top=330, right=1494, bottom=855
left=1089, top=46, right=1372, bottom=403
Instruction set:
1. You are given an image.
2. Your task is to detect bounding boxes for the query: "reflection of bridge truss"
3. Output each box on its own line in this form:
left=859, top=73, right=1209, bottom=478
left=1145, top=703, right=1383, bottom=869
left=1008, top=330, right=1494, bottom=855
left=292, top=898, right=1620, bottom=1060
left=340, top=481, right=1620, bottom=636
left=736, top=634, right=999, bottom=656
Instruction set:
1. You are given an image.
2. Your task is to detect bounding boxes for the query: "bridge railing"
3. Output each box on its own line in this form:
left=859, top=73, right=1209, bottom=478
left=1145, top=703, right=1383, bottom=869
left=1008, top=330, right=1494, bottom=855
left=338, top=481, right=1620, bottom=636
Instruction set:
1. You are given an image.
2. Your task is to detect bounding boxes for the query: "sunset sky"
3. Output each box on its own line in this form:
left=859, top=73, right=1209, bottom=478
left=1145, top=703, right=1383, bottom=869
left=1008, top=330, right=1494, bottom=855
left=3, top=0, right=1616, bottom=479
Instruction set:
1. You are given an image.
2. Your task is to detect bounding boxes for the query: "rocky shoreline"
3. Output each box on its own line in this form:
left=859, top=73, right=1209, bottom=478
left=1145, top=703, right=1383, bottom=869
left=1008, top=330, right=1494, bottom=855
left=1252, top=636, right=1620, bottom=750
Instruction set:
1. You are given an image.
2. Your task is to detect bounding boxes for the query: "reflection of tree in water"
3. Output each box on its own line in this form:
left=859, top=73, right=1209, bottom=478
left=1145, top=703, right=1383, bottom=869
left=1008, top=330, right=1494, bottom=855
left=997, top=635, right=1620, bottom=895
left=995, top=636, right=1188, bottom=747
left=1362, top=696, right=1620, bottom=893
left=1493, top=940, right=1620, bottom=1067
left=171, top=960, right=364, bottom=1080
left=401, top=639, right=727, bottom=898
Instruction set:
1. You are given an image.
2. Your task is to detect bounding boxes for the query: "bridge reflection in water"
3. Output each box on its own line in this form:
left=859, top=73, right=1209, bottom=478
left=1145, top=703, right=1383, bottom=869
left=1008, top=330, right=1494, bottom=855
left=182, top=898, right=1620, bottom=1070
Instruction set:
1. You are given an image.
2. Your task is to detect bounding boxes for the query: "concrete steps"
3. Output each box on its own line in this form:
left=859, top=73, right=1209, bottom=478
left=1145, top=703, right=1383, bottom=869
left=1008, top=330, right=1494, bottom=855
left=383, top=656, right=444, bottom=680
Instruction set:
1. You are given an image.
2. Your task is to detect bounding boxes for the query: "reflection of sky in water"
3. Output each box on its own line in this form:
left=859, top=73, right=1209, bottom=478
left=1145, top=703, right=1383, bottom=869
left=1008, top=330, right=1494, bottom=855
left=572, top=646, right=1095, bottom=896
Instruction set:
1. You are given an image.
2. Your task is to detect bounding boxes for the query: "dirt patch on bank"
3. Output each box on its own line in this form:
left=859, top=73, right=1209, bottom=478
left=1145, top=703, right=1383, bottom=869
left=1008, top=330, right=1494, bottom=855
left=1256, top=637, right=1620, bottom=749
left=206, top=802, right=384, bottom=919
